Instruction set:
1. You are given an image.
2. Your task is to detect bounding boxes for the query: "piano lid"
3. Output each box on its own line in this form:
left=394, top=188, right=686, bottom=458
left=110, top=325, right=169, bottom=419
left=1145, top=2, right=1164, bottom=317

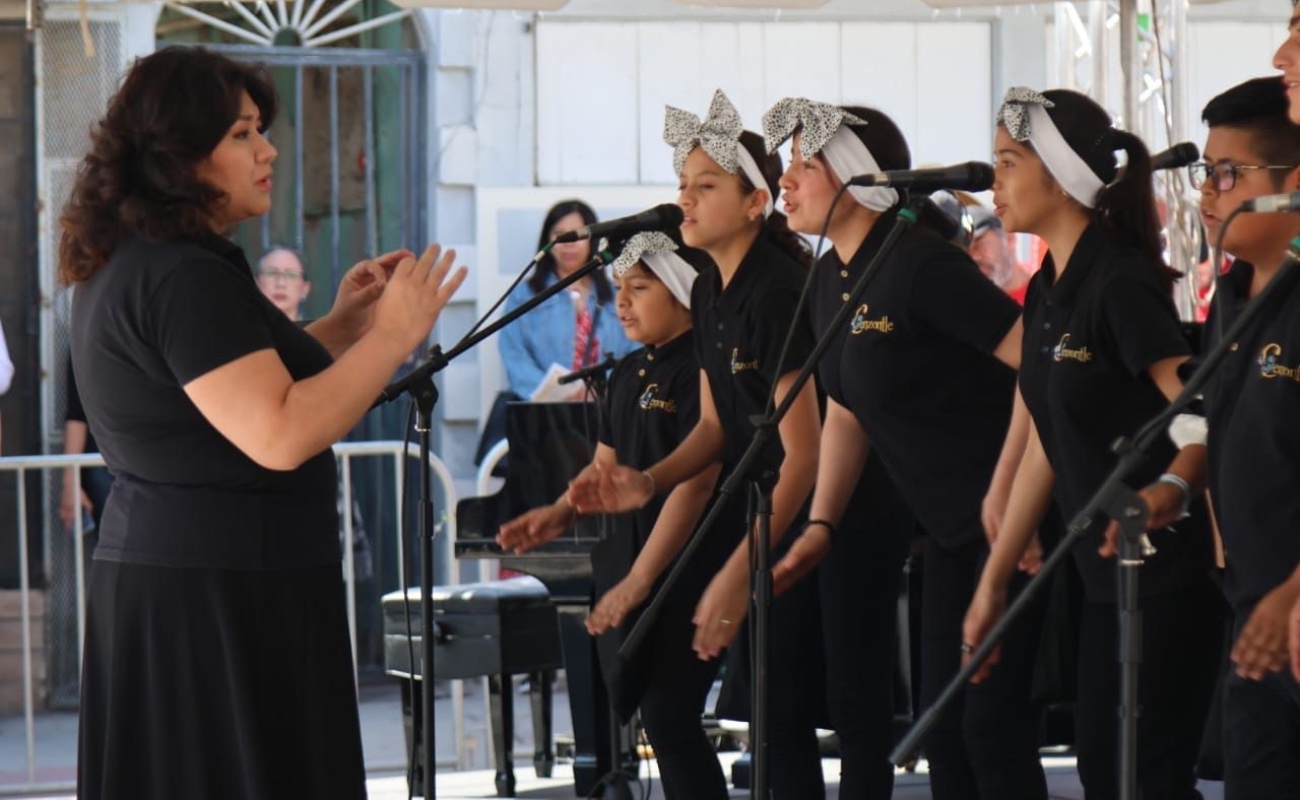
left=456, top=401, right=604, bottom=552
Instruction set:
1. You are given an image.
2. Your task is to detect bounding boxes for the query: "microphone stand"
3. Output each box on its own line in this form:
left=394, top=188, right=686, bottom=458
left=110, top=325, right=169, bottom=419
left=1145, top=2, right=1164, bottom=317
left=374, top=246, right=614, bottom=799
left=620, top=200, right=924, bottom=799
left=891, top=243, right=1300, bottom=800
left=558, top=352, right=616, bottom=386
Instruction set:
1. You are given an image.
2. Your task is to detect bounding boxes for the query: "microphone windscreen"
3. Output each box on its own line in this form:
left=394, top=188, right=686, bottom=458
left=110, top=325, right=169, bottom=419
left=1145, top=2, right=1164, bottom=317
left=963, top=162, right=995, bottom=192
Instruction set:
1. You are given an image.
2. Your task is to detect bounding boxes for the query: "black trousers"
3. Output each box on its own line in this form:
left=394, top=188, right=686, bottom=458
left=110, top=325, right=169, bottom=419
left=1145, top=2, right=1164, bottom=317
left=1223, top=603, right=1300, bottom=800
left=818, top=492, right=912, bottom=799
left=634, top=591, right=728, bottom=800
left=919, top=535, right=1049, bottom=800
left=1075, top=571, right=1222, bottom=800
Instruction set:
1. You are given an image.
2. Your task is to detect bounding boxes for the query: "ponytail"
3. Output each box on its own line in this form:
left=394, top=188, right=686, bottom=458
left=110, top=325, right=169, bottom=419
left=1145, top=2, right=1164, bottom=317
left=1041, top=89, right=1179, bottom=287
left=1095, top=130, right=1178, bottom=285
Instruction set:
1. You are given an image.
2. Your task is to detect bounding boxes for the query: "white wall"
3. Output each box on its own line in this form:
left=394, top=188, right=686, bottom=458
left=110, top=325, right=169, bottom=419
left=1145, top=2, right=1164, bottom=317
left=534, top=19, right=995, bottom=185
left=1184, top=21, right=1288, bottom=142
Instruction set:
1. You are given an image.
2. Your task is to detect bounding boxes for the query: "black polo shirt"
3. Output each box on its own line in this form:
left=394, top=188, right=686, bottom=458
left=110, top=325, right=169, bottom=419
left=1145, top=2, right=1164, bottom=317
left=599, top=331, right=701, bottom=548
left=70, top=233, right=339, bottom=570
left=1020, top=224, right=1212, bottom=601
left=809, top=210, right=1019, bottom=547
left=693, top=235, right=815, bottom=474
left=1205, top=259, right=1300, bottom=611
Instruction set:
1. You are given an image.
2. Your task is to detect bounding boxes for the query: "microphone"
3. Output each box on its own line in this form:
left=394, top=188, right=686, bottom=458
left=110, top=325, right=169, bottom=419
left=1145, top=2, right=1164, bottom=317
left=846, top=162, right=995, bottom=193
left=1242, top=192, right=1300, bottom=213
left=553, top=204, right=685, bottom=244
left=557, top=352, right=617, bottom=385
left=1151, top=142, right=1199, bottom=171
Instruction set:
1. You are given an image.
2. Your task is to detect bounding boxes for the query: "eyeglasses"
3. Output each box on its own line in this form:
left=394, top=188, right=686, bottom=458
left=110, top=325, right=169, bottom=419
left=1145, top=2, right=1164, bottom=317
left=257, top=268, right=305, bottom=282
left=1188, top=161, right=1297, bottom=192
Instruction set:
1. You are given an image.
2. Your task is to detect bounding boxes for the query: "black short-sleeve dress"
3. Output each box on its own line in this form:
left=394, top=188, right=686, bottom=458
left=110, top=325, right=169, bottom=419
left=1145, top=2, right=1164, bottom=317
left=71, top=233, right=365, bottom=800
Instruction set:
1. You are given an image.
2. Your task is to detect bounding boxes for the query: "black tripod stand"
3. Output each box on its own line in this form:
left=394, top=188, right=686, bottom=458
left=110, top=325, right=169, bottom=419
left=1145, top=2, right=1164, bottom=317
left=891, top=242, right=1300, bottom=800
left=376, top=246, right=616, bottom=799
left=622, top=200, right=925, bottom=798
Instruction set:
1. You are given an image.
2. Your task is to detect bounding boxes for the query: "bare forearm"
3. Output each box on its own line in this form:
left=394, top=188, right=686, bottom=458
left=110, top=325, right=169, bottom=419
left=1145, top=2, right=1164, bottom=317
left=269, top=334, right=411, bottom=468
left=644, top=419, right=725, bottom=495
left=304, top=314, right=356, bottom=360
left=1163, top=444, right=1207, bottom=495
left=721, top=378, right=820, bottom=574
left=990, top=390, right=1030, bottom=501
left=980, top=435, right=1055, bottom=592
left=809, top=403, right=870, bottom=526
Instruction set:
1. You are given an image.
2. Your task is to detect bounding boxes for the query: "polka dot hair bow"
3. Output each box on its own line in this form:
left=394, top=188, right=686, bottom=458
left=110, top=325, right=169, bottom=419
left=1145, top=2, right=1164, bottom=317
left=761, top=97, right=869, bottom=158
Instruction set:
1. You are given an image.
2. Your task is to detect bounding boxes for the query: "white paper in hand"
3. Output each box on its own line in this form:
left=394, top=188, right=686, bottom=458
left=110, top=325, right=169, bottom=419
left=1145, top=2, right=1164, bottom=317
left=529, top=363, right=575, bottom=402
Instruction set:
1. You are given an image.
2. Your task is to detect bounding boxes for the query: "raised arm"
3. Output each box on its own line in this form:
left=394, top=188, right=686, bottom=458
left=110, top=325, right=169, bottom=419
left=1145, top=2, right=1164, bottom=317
left=185, top=246, right=466, bottom=471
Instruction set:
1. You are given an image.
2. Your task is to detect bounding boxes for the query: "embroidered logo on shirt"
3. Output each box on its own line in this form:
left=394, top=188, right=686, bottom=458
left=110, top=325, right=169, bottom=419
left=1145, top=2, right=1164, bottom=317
left=1258, top=343, right=1300, bottom=382
left=850, top=303, right=895, bottom=335
left=1052, top=333, right=1094, bottom=364
left=730, top=348, right=760, bottom=374
left=638, top=383, right=679, bottom=413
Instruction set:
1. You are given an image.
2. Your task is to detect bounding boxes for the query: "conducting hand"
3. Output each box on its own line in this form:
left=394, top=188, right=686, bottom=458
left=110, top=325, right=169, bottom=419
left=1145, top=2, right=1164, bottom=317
left=497, top=504, right=574, bottom=555
left=567, top=462, right=654, bottom=515
left=586, top=572, right=652, bottom=636
left=329, top=249, right=415, bottom=341
left=369, top=245, right=467, bottom=353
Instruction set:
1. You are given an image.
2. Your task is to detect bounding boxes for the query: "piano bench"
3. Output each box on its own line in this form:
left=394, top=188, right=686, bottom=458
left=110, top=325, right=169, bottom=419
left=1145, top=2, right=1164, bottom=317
left=382, top=576, right=565, bottom=798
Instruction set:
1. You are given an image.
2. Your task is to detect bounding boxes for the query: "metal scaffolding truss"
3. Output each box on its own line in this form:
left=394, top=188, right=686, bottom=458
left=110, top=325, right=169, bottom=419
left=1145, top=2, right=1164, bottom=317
left=1050, top=0, right=1202, bottom=315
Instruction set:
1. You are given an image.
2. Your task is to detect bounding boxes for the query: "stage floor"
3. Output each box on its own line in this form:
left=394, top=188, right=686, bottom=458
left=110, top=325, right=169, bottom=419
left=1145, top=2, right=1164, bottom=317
left=4, top=679, right=1227, bottom=800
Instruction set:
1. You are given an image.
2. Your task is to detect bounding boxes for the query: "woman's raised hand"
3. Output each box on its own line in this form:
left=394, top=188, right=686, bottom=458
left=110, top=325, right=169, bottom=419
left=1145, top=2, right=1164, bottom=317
left=369, top=245, right=468, bottom=353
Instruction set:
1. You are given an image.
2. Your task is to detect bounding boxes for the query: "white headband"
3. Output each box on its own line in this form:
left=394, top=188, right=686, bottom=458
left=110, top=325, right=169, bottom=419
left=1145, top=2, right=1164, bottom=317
left=762, top=97, right=897, bottom=212
left=997, top=88, right=1105, bottom=208
left=610, top=232, right=697, bottom=309
left=820, top=127, right=898, bottom=212
left=735, top=147, right=775, bottom=218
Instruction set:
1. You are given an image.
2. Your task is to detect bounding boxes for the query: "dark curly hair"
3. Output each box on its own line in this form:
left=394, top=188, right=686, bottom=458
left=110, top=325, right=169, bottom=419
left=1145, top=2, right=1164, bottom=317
left=58, top=46, right=277, bottom=284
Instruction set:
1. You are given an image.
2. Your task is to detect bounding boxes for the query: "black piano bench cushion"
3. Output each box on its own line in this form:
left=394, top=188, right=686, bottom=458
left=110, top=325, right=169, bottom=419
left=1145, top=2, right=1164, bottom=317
left=382, top=576, right=564, bottom=681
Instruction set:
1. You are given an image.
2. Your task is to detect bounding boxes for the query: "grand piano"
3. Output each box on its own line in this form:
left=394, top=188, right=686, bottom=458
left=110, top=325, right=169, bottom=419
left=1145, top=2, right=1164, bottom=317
left=455, top=401, right=635, bottom=797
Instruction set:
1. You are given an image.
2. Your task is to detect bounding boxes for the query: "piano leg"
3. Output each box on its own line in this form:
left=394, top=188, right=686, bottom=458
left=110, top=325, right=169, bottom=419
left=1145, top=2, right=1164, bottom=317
left=530, top=669, right=555, bottom=778
left=488, top=673, right=517, bottom=798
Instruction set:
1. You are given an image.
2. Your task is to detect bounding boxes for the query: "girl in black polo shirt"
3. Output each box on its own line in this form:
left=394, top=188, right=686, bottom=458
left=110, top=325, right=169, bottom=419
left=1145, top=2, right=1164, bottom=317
left=498, top=233, right=726, bottom=798
left=763, top=98, right=1047, bottom=800
left=568, top=89, right=828, bottom=798
left=963, top=87, right=1221, bottom=799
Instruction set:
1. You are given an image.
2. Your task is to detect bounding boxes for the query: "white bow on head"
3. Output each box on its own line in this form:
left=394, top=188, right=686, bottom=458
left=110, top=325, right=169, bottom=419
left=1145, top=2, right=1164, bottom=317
left=664, top=89, right=774, bottom=218
left=761, top=97, right=868, bottom=159
left=610, top=231, right=697, bottom=310
left=995, top=86, right=1105, bottom=208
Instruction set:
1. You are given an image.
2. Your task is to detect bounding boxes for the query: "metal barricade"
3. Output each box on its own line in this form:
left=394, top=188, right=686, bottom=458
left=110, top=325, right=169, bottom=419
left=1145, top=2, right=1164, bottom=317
left=0, top=440, right=457, bottom=795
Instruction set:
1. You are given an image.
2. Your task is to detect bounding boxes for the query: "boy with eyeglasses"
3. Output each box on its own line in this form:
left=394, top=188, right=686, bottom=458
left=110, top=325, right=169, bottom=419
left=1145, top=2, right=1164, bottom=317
left=1196, top=76, right=1300, bottom=799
